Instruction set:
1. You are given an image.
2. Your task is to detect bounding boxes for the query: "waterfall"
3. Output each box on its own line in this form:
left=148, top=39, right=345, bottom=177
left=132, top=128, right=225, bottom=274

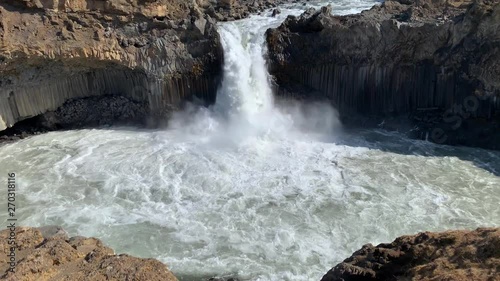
left=214, top=22, right=275, bottom=128
left=1, top=2, right=499, bottom=281
left=209, top=18, right=341, bottom=142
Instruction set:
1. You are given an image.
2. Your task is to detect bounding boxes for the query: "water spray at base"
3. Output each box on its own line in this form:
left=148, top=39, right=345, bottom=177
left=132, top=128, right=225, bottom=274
left=0, top=2, right=498, bottom=281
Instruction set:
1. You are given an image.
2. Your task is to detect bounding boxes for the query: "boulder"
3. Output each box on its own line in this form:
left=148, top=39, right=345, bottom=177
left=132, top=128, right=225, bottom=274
left=266, top=0, right=500, bottom=150
left=321, top=228, right=500, bottom=281
left=0, top=226, right=178, bottom=281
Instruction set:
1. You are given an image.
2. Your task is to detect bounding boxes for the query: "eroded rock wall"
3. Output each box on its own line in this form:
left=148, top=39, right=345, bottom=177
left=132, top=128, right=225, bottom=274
left=0, top=0, right=223, bottom=131
left=267, top=0, right=500, bottom=149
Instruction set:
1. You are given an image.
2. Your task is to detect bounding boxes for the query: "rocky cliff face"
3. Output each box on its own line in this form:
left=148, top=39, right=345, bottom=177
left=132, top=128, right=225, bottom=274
left=321, top=228, right=500, bottom=281
left=0, top=0, right=225, bottom=132
left=267, top=0, right=500, bottom=149
left=0, top=226, right=178, bottom=281
left=0, top=0, right=306, bottom=135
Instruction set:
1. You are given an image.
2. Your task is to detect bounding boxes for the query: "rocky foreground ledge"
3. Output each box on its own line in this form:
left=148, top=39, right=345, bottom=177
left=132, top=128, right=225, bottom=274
left=0, top=226, right=178, bottom=281
left=322, top=227, right=500, bottom=281
left=1, top=227, right=498, bottom=280
left=267, top=0, right=500, bottom=150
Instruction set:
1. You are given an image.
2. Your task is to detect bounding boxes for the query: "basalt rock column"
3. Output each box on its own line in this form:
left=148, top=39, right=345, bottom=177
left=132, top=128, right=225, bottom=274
left=266, top=0, right=500, bottom=149
left=0, top=0, right=223, bottom=131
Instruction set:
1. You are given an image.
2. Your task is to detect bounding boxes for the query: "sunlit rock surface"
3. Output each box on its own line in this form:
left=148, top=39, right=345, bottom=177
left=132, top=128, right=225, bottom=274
left=321, top=227, right=500, bottom=281
left=0, top=0, right=223, bottom=131
left=0, top=226, right=178, bottom=281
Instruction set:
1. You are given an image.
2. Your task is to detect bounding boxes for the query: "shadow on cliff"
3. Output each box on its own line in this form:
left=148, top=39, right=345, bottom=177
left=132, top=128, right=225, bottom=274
left=334, top=127, right=500, bottom=177
left=1, top=102, right=498, bottom=178
left=0, top=1, right=44, bottom=14
left=98, top=115, right=500, bottom=178
left=271, top=90, right=500, bottom=176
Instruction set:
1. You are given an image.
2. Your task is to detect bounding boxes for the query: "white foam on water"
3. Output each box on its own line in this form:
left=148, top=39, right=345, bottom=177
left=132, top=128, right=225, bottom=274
left=1, top=129, right=499, bottom=280
left=0, top=1, right=499, bottom=280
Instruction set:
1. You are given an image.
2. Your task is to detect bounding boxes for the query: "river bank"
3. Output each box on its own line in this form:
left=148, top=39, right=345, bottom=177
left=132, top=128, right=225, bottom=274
left=2, top=226, right=498, bottom=280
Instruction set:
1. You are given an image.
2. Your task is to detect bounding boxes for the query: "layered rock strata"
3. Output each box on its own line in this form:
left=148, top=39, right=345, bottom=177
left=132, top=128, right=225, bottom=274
left=267, top=0, right=500, bottom=149
left=0, top=0, right=307, bottom=135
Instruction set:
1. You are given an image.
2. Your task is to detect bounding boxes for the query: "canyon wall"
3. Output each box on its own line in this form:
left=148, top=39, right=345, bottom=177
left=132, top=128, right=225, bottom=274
left=267, top=0, right=500, bottom=149
left=0, top=0, right=223, bottom=131
left=0, top=0, right=306, bottom=133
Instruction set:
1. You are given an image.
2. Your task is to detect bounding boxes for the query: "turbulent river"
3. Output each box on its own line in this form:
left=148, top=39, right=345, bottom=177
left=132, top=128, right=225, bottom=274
left=1, top=1, right=499, bottom=280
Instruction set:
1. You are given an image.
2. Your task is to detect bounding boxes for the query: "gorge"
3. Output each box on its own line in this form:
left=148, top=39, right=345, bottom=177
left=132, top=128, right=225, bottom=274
left=266, top=0, right=500, bottom=150
left=0, top=0, right=499, bottom=280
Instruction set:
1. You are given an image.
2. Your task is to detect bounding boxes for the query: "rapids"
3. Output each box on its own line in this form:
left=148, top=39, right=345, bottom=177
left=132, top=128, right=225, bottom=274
left=0, top=1, right=499, bottom=280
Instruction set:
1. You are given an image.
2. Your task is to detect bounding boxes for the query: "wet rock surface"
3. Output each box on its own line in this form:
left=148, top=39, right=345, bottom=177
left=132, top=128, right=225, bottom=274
left=0, top=226, right=178, bottom=281
left=266, top=0, right=500, bottom=150
left=321, top=227, right=500, bottom=281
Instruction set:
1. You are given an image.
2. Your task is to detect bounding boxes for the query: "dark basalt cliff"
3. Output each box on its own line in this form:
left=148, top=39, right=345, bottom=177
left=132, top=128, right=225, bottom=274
left=266, top=0, right=500, bottom=149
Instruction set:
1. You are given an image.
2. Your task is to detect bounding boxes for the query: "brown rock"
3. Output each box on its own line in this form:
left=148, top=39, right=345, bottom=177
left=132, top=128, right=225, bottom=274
left=0, top=0, right=223, bottom=132
left=0, top=226, right=178, bottom=281
left=219, top=0, right=236, bottom=9
left=321, top=228, right=500, bottom=281
left=0, top=0, right=307, bottom=135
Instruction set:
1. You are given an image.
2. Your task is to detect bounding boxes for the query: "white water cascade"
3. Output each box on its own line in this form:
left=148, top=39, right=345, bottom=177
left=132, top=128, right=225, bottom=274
left=0, top=1, right=499, bottom=281
left=216, top=23, right=274, bottom=118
